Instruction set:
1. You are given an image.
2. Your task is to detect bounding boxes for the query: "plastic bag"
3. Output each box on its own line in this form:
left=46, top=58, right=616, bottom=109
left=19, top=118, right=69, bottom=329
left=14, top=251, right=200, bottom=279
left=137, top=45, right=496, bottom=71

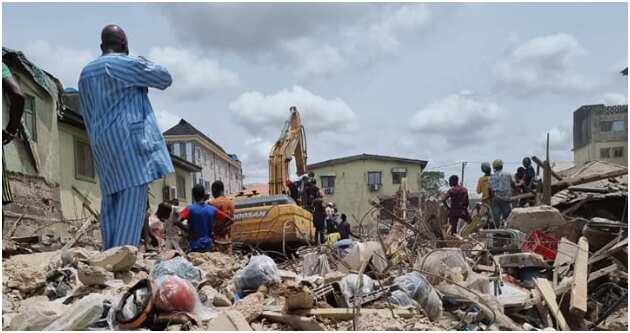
left=234, top=255, right=280, bottom=293
left=394, top=272, right=442, bottom=321
left=389, top=289, right=418, bottom=309
left=151, top=256, right=203, bottom=287
left=155, top=275, right=197, bottom=312
left=339, top=273, right=374, bottom=301
left=154, top=275, right=218, bottom=322
left=415, top=248, right=470, bottom=285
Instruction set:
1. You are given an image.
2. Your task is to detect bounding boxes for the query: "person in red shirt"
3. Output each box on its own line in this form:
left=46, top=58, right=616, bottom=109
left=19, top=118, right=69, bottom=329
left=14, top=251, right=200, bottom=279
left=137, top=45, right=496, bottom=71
left=442, top=175, right=471, bottom=235
left=207, top=180, right=235, bottom=255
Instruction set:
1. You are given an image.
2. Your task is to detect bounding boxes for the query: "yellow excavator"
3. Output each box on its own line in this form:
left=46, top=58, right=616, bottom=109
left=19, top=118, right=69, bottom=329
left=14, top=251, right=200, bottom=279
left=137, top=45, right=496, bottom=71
left=231, top=107, right=315, bottom=249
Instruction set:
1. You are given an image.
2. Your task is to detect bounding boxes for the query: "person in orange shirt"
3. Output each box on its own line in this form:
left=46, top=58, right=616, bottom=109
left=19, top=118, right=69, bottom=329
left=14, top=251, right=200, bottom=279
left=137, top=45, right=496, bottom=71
left=208, top=180, right=235, bottom=255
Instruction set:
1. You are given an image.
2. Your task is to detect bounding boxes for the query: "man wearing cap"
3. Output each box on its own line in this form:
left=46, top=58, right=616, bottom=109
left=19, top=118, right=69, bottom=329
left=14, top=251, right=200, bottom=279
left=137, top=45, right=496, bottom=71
left=488, top=159, right=513, bottom=227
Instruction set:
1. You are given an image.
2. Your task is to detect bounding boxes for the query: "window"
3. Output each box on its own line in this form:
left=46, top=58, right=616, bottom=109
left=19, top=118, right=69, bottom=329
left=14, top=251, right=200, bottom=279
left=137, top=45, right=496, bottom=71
left=391, top=168, right=407, bottom=185
left=185, top=142, right=193, bottom=162
left=321, top=176, right=335, bottom=194
left=613, top=146, right=624, bottom=158
left=173, top=142, right=181, bottom=156
left=23, top=95, right=36, bottom=142
left=367, top=171, right=382, bottom=185
left=612, top=120, right=625, bottom=132
left=600, top=147, right=611, bottom=158
left=74, top=138, right=95, bottom=182
left=600, top=121, right=613, bottom=132
left=195, top=146, right=202, bottom=164
left=176, top=175, right=186, bottom=200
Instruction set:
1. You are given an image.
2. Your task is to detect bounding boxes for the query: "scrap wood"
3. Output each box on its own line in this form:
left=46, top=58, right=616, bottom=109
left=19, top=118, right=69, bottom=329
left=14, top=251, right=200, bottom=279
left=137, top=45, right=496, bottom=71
left=532, top=156, right=563, bottom=181
left=291, top=308, right=415, bottom=320
left=262, top=311, right=327, bottom=331
left=534, top=278, right=570, bottom=331
left=512, top=168, right=629, bottom=201
left=588, top=264, right=620, bottom=283
left=570, top=237, right=588, bottom=316
left=7, top=214, right=24, bottom=238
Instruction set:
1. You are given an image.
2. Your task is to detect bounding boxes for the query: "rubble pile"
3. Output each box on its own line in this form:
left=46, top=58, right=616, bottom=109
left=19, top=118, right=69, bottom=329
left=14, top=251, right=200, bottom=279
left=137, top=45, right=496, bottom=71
left=2, top=167, right=628, bottom=331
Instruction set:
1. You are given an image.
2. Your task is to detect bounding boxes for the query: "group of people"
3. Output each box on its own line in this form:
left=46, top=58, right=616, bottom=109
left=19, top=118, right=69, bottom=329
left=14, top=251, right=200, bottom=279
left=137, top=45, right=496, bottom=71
left=443, top=158, right=538, bottom=235
left=147, top=180, right=235, bottom=255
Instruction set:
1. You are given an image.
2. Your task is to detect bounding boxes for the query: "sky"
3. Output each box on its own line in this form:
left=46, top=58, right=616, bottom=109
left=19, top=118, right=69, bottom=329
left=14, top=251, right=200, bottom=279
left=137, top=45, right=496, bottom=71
left=2, top=3, right=628, bottom=191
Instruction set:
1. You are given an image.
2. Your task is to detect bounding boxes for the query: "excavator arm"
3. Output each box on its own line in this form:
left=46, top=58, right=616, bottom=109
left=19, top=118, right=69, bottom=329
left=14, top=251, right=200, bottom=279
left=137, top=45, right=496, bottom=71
left=268, top=106, right=307, bottom=195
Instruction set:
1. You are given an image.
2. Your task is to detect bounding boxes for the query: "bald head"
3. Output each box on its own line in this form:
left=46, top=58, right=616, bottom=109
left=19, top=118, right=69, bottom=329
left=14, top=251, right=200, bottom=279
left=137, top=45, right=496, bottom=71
left=100, top=24, right=128, bottom=55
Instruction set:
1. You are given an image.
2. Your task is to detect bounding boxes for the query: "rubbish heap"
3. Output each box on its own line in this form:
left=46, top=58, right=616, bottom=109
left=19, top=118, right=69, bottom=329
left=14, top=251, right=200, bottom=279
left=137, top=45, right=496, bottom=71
left=2, top=165, right=628, bottom=331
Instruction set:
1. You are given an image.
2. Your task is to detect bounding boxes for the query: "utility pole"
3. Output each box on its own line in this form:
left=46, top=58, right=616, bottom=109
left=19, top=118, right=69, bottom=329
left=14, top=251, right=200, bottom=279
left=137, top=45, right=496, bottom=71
left=461, top=161, right=467, bottom=185
left=543, top=133, right=552, bottom=205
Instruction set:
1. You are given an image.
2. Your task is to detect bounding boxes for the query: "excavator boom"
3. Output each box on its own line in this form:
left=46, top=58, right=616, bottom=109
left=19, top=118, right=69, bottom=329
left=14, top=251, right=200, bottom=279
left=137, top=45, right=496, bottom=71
left=268, top=106, right=307, bottom=195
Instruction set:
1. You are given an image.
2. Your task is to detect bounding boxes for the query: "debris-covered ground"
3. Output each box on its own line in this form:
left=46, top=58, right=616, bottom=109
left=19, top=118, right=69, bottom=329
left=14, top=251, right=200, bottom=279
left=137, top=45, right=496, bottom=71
left=2, top=163, right=628, bottom=331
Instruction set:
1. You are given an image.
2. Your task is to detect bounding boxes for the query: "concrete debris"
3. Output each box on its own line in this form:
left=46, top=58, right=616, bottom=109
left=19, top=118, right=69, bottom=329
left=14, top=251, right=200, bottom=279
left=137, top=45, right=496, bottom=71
left=232, top=291, right=264, bottom=322
left=78, top=262, right=114, bottom=286
left=88, top=245, right=137, bottom=272
left=505, top=205, right=567, bottom=234
left=2, top=169, right=627, bottom=331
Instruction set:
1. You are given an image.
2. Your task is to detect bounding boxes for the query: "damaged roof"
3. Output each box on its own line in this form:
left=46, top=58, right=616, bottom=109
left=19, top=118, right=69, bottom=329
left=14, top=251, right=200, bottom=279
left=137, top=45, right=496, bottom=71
left=308, top=153, right=428, bottom=170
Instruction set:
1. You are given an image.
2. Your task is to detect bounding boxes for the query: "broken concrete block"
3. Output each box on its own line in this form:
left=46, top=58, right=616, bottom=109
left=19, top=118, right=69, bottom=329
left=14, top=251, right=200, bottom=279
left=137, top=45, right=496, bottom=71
left=9, top=296, right=67, bottom=330
left=3, top=251, right=61, bottom=296
left=199, top=285, right=232, bottom=307
left=207, top=310, right=252, bottom=331
left=188, top=251, right=239, bottom=287
left=44, top=294, right=105, bottom=330
left=358, top=312, right=404, bottom=331
left=78, top=263, right=114, bottom=286
left=505, top=205, right=567, bottom=234
left=88, top=246, right=137, bottom=272
left=232, top=291, right=264, bottom=322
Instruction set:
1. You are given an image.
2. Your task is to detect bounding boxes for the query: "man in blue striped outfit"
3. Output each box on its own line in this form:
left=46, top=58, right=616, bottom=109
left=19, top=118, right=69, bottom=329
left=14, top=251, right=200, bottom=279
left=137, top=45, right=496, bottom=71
left=79, top=25, right=174, bottom=250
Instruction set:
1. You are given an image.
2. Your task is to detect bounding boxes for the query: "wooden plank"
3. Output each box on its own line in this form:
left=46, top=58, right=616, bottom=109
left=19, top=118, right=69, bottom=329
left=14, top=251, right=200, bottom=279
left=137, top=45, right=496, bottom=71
left=588, top=263, right=618, bottom=283
left=262, top=311, right=327, bottom=331
left=292, top=308, right=415, bottom=321
left=535, top=278, right=570, bottom=331
left=532, top=156, right=563, bottom=181
left=570, top=237, right=588, bottom=317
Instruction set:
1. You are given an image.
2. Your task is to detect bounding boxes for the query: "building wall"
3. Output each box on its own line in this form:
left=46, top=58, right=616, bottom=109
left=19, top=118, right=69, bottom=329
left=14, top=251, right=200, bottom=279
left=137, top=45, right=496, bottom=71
left=574, top=109, right=628, bottom=166
left=57, top=122, right=102, bottom=220
left=310, top=159, right=424, bottom=227
left=166, top=137, right=243, bottom=194
left=148, top=166, right=194, bottom=210
left=2, top=70, right=60, bottom=183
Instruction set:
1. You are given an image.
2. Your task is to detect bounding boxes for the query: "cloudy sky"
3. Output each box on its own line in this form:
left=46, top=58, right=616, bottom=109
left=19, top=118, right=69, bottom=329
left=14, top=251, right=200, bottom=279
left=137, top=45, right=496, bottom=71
left=3, top=3, right=627, bottom=190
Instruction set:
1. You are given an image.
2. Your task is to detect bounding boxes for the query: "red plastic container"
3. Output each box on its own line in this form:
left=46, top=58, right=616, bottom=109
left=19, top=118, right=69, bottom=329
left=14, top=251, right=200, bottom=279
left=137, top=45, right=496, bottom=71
left=521, top=230, right=559, bottom=261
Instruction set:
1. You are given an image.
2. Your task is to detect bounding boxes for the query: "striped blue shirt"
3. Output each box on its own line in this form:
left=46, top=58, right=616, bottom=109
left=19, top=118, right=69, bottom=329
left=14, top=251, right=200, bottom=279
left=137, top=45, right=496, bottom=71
left=79, top=53, right=174, bottom=195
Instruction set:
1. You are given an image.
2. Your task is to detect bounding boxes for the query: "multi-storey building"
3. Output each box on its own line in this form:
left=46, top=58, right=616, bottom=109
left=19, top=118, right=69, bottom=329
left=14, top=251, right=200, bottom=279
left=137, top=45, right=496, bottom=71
left=163, top=119, right=243, bottom=194
left=573, top=104, right=628, bottom=166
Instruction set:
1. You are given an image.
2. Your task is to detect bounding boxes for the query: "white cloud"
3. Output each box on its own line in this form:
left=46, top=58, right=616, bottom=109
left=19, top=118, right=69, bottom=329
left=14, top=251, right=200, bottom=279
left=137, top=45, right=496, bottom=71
left=279, top=38, right=346, bottom=78
left=494, top=33, right=592, bottom=97
left=363, top=4, right=431, bottom=54
left=154, top=109, right=180, bottom=132
left=533, top=125, right=573, bottom=161
left=161, top=4, right=431, bottom=79
left=22, top=40, right=96, bottom=88
left=409, top=91, right=502, bottom=147
left=148, top=47, right=239, bottom=100
left=600, top=92, right=628, bottom=105
left=229, top=85, right=357, bottom=135
left=229, top=85, right=359, bottom=182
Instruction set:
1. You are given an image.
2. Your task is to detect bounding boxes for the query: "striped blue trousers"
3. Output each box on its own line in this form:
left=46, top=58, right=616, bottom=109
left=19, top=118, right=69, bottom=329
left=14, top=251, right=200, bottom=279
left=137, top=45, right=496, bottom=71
left=100, top=183, right=148, bottom=250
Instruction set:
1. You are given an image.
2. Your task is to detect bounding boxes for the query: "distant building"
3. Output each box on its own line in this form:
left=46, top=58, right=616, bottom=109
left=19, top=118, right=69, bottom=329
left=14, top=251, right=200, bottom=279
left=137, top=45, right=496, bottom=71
left=163, top=119, right=243, bottom=194
left=573, top=104, right=628, bottom=166
left=307, top=154, right=428, bottom=226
